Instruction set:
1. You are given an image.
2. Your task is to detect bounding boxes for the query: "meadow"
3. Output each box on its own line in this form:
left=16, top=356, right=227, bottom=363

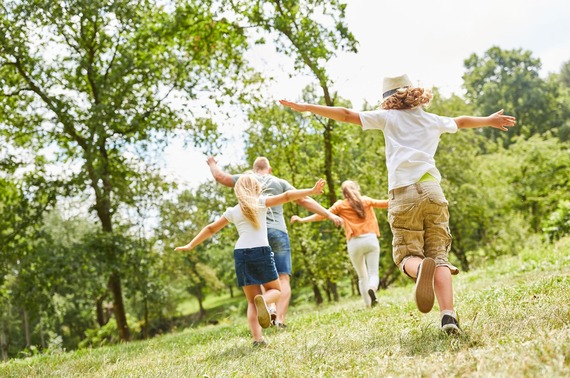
left=2, top=237, right=569, bottom=377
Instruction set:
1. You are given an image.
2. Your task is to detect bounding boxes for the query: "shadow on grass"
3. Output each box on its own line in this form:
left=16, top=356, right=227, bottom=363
left=398, top=324, right=479, bottom=356
left=147, top=295, right=246, bottom=337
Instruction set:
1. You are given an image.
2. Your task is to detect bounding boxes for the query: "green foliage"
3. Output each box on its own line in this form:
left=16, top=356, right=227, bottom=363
left=463, top=46, right=564, bottom=144
left=542, top=200, right=570, bottom=242
left=78, top=314, right=142, bottom=349
left=159, top=180, right=236, bottom=313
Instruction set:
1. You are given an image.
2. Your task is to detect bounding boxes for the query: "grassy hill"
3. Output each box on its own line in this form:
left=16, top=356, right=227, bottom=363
left=2, top=237, right=570, bottom=377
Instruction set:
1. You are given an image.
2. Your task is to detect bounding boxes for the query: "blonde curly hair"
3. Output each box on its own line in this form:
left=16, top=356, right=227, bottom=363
left=381, top=87, right=433, bottom=110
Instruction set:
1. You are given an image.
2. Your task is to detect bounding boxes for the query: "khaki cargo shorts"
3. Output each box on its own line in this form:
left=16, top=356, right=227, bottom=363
left=388, top=181, right=459, bottom=276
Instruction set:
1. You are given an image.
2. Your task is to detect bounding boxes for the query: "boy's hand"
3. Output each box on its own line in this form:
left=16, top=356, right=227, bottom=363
left=489, top=109, right=517, bottom=131
left=279, top=99, right=307, bottom=112
left=206, top=156, right=218, bottom=167
left=311, top=178, right=326, bottom=194
left=290, top=215, right=301, bottom=224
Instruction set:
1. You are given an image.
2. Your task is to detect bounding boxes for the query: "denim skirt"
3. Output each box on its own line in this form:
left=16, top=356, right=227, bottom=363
left=234, top=246, right=278, bottom=287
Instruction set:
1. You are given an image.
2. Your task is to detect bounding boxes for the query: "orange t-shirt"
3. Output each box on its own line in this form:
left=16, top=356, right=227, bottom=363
left=323, top=197, right=387, bottom=240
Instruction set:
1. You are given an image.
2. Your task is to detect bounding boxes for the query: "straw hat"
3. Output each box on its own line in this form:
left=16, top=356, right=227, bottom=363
left=382, top=74, right=413, bottom=99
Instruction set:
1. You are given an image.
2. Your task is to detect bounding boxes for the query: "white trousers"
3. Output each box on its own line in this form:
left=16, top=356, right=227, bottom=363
left=347, top=233, right=380, bottom=306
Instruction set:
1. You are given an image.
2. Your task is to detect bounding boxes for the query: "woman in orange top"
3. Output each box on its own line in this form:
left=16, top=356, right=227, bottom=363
left=291, top=180, right=388, bottom=307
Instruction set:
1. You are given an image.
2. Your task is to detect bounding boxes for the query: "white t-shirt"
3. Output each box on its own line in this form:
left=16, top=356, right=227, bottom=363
left=359, top=107, right=457, bottom=190
left=223, top=196, right=270, bottom=249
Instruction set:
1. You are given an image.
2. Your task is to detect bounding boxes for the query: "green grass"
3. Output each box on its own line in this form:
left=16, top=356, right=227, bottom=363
left=2, top=237, right=570, bottom=377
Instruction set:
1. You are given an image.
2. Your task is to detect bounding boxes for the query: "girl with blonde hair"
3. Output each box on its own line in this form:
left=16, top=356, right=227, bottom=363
left=176, top=175, right=326, bottom=346
left=291, top=180, right=388, bottom=307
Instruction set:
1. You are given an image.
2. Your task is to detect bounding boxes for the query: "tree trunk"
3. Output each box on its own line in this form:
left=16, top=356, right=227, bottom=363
left=1, top=315, right=7, bottom=361
left=143, top=299, right=149, bottom=339
left=329, top=281, right=339, bottom=302
left=312, top=283, right=323, bottom=305
left=96, top=294, right=109, bottom=326
left=228, top=285, right=234, bottom=298
left=39, top=314, right=45, bottom=349
left=108, top=273, right=130, bottom=341
left=97, top=197, right=130, bottom=341
left=198, top=292, right=206, bottom=318
left=22, top=309, right=30, bottom=348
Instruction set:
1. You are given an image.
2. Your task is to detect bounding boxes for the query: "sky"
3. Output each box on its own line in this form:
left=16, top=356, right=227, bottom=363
left=165, top=0, right=570, bottom=189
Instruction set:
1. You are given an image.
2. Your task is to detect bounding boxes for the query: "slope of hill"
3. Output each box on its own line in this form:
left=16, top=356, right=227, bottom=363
left=2, top=237, right=569, bottom=377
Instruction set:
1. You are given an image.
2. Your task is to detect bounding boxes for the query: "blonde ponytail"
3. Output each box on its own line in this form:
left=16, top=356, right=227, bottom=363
left=234, top=175, right=263, bottom=228
left=341, top=180, right=365, bottom=219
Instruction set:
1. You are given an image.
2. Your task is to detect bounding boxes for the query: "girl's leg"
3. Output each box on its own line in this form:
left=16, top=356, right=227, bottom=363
left=364, top=241, right=380, bottom=291
left=261, top=278, right=282, bottom=305
left=242, top=285, right=263, bottom=341
left=347, top=240, right=370, bottom=306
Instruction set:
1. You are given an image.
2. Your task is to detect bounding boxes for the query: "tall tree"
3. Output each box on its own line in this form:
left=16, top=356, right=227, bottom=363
left=463, top=46, right=560, bottom=144
left=233, top=0, right=358, bottom=206
left=233, top=0, right=357, bottom=301
left=0, top=0, right=250, bottom=340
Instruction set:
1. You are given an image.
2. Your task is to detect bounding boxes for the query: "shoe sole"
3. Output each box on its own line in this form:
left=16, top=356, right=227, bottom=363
left=442, top=324, right=461, bottom=335
left=368, top=289, right=378, bottom=307
left=254, top=295, right=271, bottom=328
left=414, top=258, right=436, bottom=313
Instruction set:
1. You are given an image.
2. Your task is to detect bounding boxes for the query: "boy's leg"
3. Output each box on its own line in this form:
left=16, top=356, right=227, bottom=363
left=434, top=266, right=454, bottom=311
left=404, top=256, right=436, bottom=313
left=267, top=228, right=292, bottom=325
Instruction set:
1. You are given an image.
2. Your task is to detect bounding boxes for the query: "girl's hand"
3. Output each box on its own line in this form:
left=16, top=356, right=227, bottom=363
left=290, top=215, right=302, bottom=224
left=279, top=99, right=307, bottom=112
left=175, top=245, right=192, bottom=252
left=311, top=178, right=326, bottom=194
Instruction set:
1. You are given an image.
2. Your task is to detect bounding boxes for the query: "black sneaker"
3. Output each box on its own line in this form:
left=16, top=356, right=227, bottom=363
left=252, top=339, right=268, bottom=347
left=441, top=314, right=461, bottom=334
left=414, top=258, right=436, bottom=313
left=275, top=321, right=287, bottom=330
left=368, top=289, right=378, bottom=307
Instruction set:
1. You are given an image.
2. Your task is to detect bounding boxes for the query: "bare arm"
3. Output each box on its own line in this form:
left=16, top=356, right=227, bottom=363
left=279, top=99, right=362, bottom=126
left=295, top=196, right=343, bottom=226
left=206, top=156, right=235, bottom=187
left=174, top=217, right=229, bottom=251
left=454, top=109, right=516, bottom=131
left=290, top=213, right=326, bottom=224
left=369, top=199, right=389, bottom=209
left=265, top=178, right=326, bottom=207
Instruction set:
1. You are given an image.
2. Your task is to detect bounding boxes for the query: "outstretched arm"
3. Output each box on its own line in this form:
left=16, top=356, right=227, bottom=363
left=265, top=178, right=326, bottom=207
left=290, top=213, right=326, bottom=224
left=295, top=197, right=343, bottom=226
left=280, top=100, right=362, bottom=126
left=207, top=156, right=235, bottom=187
left=174, top=217, right=229, bottom=251
left=370, top=199, right=389, bottom=209
left=454, top=109, right=516, bottom=131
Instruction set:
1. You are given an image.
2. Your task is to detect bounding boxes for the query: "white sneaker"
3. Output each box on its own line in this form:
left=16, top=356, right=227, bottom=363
left=254, top=295, right=271, bottom=328
left=414, top=258, right=436, bottom=313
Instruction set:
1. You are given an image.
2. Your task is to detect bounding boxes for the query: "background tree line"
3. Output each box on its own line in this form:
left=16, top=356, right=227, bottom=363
left=1, top=0, right=569, bottom=361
